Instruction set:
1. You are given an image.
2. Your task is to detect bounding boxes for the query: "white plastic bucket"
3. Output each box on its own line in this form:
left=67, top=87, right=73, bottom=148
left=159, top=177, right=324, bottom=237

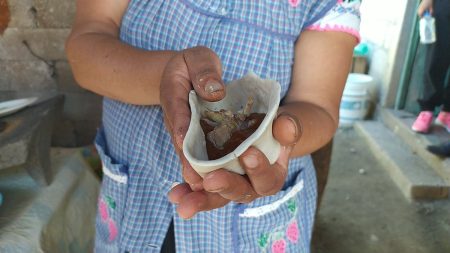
left=339, top=74, right=374, bottom=127
left=346, top=73, right=376, bottom=99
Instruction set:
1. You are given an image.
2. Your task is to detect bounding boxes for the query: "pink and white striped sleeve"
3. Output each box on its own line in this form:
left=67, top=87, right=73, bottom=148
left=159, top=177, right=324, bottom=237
left=306, top=0, right=361, bottom=42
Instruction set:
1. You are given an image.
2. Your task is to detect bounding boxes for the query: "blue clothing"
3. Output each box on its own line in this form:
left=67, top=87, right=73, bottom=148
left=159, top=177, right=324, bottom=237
left=94, top=0, right=355, bottom=252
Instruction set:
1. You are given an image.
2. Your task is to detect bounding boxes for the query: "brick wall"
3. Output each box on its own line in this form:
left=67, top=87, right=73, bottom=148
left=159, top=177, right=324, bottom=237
left=0, top=0, right=102, bottom=147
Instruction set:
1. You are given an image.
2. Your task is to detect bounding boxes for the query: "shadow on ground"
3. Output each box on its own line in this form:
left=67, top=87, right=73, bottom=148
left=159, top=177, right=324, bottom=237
left=312, top=128, right=450, bottom=253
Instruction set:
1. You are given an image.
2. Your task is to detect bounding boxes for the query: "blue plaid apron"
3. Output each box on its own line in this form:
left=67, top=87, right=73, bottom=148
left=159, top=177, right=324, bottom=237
left=94, top=0, right=336, bottom=252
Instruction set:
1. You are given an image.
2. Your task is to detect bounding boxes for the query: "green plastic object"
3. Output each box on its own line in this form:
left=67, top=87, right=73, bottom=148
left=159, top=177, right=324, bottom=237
left=354, top=43, right=369, bottom=56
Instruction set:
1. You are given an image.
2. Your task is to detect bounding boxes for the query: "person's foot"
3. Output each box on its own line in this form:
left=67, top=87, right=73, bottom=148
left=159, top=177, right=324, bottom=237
left=411, top=111, right=433, bottom=133
left=435, top=111, right=450, bottom=133
left=427, top=142, right=450, bottom=157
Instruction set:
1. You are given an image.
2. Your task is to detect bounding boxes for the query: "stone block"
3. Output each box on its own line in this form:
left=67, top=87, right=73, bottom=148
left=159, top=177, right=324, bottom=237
left=0, top=28, right=34, bottom=60
left=0, top=60, right=57, bottom=91
left=52, top=91, right=102, bottom=147
left=52, top=118, right=100, bottom=147
left=51, top=118, right=76, bottom=147
left=62, top=92, right=102, bottom=122
left=33, top=0, right=75, bottom=28
left=55, top=61, right=87, bottom=93
left=0, top=95, right=64, bottom=185
left=0, top=139, right=28, bottom=169
left=355, top=121, right=449, bottom=200
left=0, top=28, right=69, bottom=61
left=24, top=29, right=69, bottom=60
left=73, top=119, right=100, bottom=145
left=381, top=109, right=450, bottom=182
left=7, top=0, right=36, bottom=28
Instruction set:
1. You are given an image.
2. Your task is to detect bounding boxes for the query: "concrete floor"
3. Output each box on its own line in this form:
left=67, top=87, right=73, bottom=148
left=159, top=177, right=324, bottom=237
left=312, top=128, right=450, bottom=253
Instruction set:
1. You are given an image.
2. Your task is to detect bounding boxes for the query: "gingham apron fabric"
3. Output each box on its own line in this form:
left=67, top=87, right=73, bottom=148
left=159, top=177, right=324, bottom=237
left=94, top=0, right=337, bottom=252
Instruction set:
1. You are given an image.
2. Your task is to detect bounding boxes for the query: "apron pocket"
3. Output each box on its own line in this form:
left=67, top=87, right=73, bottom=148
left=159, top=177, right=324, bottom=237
left=236, top=178, right=309, bottom=253
left=94, top=129, right=129, bottom=245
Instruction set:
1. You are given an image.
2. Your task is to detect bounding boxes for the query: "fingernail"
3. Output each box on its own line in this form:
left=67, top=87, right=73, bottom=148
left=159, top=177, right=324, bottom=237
left=205, top=80, right=223, bottom=94
left=171, top=182, right=181, bottom=189
left=287, top=117, right=299, bottom=141
left=279, top=112, right=301, bottom=143
left=243, top=154, right=259, bottom=169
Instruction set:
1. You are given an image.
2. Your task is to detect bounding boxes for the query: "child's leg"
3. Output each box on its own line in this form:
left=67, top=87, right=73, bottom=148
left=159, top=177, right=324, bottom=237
left=418, top=0, right=450, bottom=111
left=430, top=0, right=450, bottom=111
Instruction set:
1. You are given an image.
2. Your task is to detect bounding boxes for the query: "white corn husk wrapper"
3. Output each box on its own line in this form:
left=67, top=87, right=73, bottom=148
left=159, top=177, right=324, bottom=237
left=183, top=72, right=281, bottom=177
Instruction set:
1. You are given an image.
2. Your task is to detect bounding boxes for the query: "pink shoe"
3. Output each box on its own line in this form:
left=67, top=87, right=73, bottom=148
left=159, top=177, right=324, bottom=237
left=411, top=111, right=433, bottom=133
left=435, top=111, right=450, bottom=133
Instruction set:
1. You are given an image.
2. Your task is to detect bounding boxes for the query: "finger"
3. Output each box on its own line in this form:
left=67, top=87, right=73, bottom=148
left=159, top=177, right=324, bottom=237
left=239, top=147, right=288, bottom=196
left=165, top=112, right=203, bottom=187
left=203, top=169, right=259, bottom=203
left=163, top=111, right=173, bottom=133
left=162, top=94, right=191, bottom=150
left=273, top=112, right=302, bottom=146
left=177, top=191, right=229, bottom=219
left=183, top=46, right=226, bottom=102
left=171, top=105, right=192, bottom=149
left=160, top=51, right=194, bottom=149
left=272, top=112, right=303, bottom=146
left=276, top=145, right=292, bottom=169
left=180, top=152, right=203, bottom=188
left=168, top=183, right=192, bottom=204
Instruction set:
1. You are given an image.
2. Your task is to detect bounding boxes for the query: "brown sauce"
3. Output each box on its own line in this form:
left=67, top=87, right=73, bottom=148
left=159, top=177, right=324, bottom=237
left=200, top=113, right=266, bottom=160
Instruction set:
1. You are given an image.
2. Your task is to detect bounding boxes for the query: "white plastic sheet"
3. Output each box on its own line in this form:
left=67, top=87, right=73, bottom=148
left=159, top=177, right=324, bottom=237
left=0, top=149, right=100, bottom=253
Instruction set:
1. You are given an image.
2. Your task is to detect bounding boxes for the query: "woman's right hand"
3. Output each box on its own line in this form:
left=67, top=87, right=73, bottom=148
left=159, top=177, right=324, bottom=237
left=417, top=0, right=433, bottom=17
left=162, top=47, right=301, bottom=219
left=160, top=46, right=226, bottom=189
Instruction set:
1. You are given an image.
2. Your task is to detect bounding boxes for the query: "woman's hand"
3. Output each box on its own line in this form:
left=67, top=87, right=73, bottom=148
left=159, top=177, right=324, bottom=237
left=168, top=113, right=301, bottom=219
left=418, top=0, right=433, bottom=17
left=161, top=46, right=301, bottom=219
left=160, top=46, right=226, bottom=189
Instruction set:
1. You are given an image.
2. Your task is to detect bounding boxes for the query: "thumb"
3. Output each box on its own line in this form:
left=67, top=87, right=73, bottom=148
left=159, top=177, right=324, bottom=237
left=183, top=46, right=226, bottom=102
left=273, top=112, right=302, bottom=146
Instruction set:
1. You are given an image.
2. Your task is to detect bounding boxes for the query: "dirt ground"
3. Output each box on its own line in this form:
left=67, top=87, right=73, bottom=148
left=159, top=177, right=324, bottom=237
left=311, top=128, right=450, bottom=253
